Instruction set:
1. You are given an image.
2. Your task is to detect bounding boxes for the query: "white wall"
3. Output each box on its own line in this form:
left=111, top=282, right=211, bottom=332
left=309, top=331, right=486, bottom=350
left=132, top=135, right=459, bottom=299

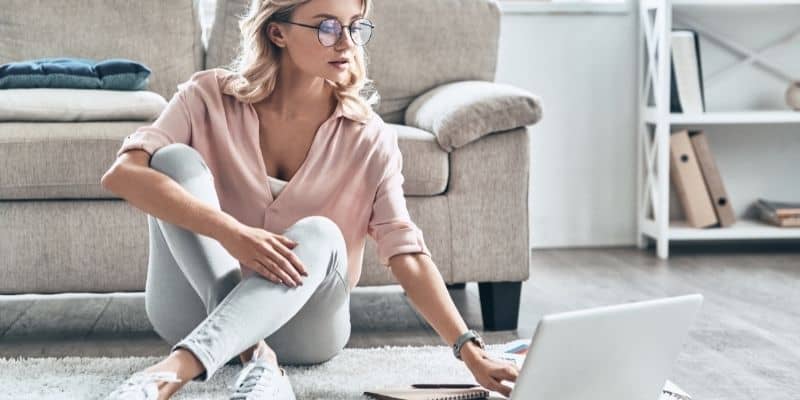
left=495, top=1, right=800, bottom=249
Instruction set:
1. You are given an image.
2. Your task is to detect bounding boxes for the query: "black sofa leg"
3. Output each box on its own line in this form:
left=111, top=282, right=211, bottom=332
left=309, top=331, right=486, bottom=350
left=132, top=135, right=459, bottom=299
left=446, top=283, right=466, bottom=290
left=478, top=281, right=521, bottom=331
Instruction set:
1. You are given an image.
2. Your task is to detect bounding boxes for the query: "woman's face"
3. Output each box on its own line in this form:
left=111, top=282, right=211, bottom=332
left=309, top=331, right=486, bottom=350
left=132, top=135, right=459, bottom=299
left=269, top=0, right=364, bottom=83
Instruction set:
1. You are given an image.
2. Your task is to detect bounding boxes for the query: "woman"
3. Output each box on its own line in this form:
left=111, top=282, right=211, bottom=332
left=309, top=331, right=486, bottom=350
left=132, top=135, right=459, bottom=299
left=101, top=0, right=519, bottom=398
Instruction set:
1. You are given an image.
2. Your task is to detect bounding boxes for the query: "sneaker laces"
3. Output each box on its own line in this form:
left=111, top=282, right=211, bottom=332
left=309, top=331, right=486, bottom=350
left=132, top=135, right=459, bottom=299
left=229, top=346, right=284, bottom=399
left=107, top=370, right=182, bottom=399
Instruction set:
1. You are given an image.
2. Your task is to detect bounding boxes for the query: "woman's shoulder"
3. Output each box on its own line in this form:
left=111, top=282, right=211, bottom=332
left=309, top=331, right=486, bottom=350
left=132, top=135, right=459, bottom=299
left=177, top=68, right=234, bottom=93
left=171, top=68, right=242, bottom=114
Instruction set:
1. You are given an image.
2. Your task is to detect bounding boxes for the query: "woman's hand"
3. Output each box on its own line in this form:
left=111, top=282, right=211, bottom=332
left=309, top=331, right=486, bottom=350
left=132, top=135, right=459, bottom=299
left=461, top=344, right=519, bottom=398
left=218, top=222, right=308, bottom=287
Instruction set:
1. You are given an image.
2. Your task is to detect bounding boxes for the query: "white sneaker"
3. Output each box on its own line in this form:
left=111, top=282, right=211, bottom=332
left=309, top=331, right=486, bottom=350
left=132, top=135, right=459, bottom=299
left=106, top=370, right=182, bottom=399
left=228, top=347, right=296, bottom=400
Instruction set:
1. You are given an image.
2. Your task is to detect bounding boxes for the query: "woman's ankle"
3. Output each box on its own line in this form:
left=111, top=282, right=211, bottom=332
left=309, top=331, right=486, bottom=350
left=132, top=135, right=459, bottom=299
left=240, top=340, right=277, bottom=365
left=145, top=348, right=203, bottom=383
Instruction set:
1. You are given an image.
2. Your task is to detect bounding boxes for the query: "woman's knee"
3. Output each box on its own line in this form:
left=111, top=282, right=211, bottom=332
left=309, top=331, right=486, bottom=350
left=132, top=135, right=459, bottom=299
left=149, top=143, right=211, bottom=183
left=287, top=215, right=346, bottom=253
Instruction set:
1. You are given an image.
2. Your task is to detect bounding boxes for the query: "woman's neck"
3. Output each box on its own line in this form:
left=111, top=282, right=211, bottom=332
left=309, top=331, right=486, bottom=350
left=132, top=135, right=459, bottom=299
left=257, top=58, right=336, bottom=121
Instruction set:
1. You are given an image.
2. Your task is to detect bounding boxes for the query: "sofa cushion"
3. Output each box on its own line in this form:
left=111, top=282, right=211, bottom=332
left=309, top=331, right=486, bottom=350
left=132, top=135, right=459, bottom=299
left=405, top=81, right=543, bottom=152
left=0, top=57, right=152, bottom=90
left=0, top=0, right=203, bottom=100
left=0, top=122, right=447, bottom=200
left=388, top=124, right=449, bottom=196
left=0, top=121, right=148, bottom=200
left=0, top=89, right=167, bottom=122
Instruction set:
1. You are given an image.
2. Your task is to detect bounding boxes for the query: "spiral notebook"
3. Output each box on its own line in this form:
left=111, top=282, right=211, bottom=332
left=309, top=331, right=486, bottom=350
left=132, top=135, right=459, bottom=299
left=363, top=386, right=489, bottom=400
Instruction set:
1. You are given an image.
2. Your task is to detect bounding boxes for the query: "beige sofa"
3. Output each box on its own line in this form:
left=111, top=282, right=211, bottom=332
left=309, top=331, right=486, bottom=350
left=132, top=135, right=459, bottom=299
left=0, top=0, right=541, bottom=331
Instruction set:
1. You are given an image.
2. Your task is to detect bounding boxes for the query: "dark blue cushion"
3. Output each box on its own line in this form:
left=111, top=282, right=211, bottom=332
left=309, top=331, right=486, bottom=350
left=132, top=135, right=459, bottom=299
left=0, top=57, right=151, bottom=90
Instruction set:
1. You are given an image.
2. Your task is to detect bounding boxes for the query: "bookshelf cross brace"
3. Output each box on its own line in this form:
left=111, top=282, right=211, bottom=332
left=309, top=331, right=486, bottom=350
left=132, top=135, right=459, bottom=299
left=674, top=11, right=798, bottom=85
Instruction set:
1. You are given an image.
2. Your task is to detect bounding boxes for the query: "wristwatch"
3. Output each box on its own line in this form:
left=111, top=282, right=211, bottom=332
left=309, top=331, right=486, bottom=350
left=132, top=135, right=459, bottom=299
left=452, top=329, right=485, bottom=361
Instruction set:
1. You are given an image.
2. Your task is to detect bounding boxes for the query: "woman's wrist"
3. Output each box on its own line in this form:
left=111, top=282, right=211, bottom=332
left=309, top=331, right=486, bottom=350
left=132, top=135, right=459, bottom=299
left=460, top=341, right=485, bottom=364
left=211, top=211, right=243, bottom=242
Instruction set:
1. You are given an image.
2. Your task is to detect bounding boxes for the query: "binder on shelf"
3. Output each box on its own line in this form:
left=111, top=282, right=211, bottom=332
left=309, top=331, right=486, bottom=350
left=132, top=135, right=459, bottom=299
left=689, top=130, right=736, bottom=227
left=670, top=130, right=718, bottom=228
left=670, top=30, right=706, bottom=114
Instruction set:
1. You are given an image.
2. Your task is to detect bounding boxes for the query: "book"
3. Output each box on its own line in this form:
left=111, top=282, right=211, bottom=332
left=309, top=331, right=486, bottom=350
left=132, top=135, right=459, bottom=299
left=670, top=130, right=718, bottom=228
left=670, top=30, right=705, bottom=114
left=754, top=199, right=800, bottom=227
left=486, top=339, right=693, bottom=400
left=689, top=130, right=736, bottom=227
left=756, top=198, right=800, bottom=218
left=363, top=387, right=489, bottom=400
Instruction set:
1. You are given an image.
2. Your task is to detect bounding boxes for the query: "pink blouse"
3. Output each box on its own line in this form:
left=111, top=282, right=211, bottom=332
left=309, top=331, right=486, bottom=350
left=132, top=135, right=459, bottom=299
left=116, top=69, right=432, bottom=290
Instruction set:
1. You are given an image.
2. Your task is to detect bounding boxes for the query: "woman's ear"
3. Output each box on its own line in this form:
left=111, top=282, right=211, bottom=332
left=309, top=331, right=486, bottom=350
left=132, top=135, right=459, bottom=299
left=266, top=23, right=287, bottom=48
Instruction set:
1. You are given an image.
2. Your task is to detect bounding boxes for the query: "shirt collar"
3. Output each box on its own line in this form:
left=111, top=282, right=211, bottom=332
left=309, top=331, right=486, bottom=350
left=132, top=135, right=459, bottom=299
left=334, top=98, right=366, bottom=123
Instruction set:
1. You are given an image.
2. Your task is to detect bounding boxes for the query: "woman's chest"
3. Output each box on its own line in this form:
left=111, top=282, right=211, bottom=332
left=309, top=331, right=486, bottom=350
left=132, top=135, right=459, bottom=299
left=258, top=117, right=321, bottom=182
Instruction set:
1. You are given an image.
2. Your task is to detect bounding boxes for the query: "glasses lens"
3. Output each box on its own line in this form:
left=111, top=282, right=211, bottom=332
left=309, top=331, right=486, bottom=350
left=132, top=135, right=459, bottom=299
left=350, top=18, right=373, bottom=45
left=318, top=19, right=341, bottom=46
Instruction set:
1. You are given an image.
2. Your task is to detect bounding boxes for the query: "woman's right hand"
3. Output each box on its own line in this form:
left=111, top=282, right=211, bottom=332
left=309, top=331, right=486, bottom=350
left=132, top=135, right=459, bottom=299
left=218, top=223, right=308, bottom=287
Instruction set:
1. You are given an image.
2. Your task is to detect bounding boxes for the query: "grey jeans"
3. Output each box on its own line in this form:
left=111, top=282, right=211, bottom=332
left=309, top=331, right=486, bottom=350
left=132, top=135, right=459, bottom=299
left=144, top=143, right=351, bottom=382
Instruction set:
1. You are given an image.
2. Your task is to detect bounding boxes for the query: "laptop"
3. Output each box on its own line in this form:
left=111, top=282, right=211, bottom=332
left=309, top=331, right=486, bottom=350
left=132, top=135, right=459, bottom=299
left=506, top=294, right=703, bottom=400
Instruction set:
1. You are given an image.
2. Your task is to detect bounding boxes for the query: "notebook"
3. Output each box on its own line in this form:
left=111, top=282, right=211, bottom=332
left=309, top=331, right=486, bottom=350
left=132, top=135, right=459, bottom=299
left=363, top=386, right=489, bottom=400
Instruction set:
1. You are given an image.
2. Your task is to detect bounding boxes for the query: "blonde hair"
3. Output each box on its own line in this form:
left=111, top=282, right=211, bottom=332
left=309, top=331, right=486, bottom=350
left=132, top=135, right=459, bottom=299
left=220, top=0, right=379, bottom=123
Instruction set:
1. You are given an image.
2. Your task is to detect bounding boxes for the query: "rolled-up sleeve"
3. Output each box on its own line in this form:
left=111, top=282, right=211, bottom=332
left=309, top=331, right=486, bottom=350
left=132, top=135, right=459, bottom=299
left=367, top=127, right=432, bottom=267
left=115, top=83, right=193, bottom=158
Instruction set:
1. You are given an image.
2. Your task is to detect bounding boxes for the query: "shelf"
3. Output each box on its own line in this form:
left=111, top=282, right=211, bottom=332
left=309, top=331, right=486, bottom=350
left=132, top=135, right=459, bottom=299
left=641, top=218, right=800, bottom=241
left=499, top=0, right=630, bottom=14
left=643, top=107, right=800, bottom=125
left=672, top=0, right=800, bottom=6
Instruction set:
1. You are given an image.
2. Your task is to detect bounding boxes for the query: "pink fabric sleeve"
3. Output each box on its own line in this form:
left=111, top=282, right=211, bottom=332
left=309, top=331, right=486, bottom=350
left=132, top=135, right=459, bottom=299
left=115, top=82, right=193, bottom=158
left=367, top=126, right=433, bottom=267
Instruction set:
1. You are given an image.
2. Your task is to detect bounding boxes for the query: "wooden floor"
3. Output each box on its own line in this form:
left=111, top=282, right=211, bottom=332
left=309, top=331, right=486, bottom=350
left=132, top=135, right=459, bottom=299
left=1, top=244, right=798, bottom=400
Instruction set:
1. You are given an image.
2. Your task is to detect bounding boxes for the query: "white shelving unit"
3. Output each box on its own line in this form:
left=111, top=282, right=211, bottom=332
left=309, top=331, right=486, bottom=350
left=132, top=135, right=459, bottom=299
left=636, top=0, right=800, bottom=259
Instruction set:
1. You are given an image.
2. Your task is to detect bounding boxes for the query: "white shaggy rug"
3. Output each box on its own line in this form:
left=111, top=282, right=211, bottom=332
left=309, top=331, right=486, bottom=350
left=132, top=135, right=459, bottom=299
left=0, top=344, right=509, bottom=399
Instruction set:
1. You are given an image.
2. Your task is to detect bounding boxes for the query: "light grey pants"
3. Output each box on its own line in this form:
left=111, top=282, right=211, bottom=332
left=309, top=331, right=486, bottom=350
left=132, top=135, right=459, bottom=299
left=144, top=143, right=351, bottom=382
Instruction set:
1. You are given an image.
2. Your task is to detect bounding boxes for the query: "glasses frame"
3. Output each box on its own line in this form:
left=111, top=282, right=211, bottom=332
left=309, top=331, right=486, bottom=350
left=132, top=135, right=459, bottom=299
left=281, top=17, right=375, bottom=47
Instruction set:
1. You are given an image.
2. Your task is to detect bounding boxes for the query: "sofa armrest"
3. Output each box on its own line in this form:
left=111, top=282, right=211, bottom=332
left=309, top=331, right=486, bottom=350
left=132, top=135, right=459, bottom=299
left=404, top=81, right=542, bottom=152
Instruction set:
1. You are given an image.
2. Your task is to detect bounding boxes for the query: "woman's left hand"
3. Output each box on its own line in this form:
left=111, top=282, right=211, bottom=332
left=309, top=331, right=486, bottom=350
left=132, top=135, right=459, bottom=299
left=461, top=344, right=520, bottom=398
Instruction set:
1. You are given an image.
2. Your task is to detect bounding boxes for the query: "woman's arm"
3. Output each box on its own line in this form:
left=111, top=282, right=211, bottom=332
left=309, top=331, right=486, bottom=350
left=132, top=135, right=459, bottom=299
left=388, top=252, right=475, bottom=355
left=389, top=252, right=519, bottom=397
left=101, top=150, right=241, bottom=242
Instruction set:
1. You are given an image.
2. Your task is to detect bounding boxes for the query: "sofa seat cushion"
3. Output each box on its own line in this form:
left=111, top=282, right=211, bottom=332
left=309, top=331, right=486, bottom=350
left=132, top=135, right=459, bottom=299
left=388, top=123, right=448, bottom=196
left=0, top=121, right=146, bottom=200
left=0, top=89, right=166, bottom=122
left=0, top=122, right=449, bottom=200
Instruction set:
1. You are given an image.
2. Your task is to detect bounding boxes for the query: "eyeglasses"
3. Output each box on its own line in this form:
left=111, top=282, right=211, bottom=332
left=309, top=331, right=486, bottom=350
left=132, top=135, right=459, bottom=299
left=281, top=17, right=375, bottom=47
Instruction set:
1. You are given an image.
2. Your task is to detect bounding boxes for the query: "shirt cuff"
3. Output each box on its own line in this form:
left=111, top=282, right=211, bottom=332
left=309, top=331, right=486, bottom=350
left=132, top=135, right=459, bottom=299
left=116, top=130, right=172, bottom=158
left=377, top=227, right=432, bottom=267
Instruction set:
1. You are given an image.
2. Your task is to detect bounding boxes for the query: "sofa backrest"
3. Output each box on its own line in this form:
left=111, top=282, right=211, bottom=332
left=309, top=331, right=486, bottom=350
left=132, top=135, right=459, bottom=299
left=205, top=0, right=501, bottom=123
left=0, top=0, right=204, bottom=100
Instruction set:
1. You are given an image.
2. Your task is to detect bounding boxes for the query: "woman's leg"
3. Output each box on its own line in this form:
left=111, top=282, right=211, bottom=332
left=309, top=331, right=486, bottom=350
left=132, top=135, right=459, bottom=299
left=143, top=143, right=243, bottom=350
left=171, top=213, right=352, bottom=382
left=141, top=143, right=351, bottom=385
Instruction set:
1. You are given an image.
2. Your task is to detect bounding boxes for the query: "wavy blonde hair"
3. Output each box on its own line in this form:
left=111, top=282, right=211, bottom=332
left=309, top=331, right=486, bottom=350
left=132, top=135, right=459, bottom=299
left=220, top=0, right=379, bottom=123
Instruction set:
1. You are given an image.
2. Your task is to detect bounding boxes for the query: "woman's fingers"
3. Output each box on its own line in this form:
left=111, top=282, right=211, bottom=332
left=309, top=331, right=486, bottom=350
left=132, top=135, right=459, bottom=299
left=264, top=256, right=297, bottom=287
left=252, top=259, right=282, bottom=284
left=277, top=235, right=298, bottom=248
left=263, top=246, right=302, bottom=286
left=487, top=376, right=513, bottom=398
left=489, top=365, right=517, bottom=397
left=270, top=237, right=308, bottom=277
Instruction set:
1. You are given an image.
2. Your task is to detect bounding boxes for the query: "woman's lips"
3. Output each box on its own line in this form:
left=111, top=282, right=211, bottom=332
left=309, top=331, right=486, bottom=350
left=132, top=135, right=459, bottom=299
left=329, top=60, right=349, bottom=69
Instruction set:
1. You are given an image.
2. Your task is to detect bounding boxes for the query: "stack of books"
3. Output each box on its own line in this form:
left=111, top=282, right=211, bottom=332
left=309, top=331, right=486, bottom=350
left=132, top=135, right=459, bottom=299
left=753, top=199, right=800, bottom=227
